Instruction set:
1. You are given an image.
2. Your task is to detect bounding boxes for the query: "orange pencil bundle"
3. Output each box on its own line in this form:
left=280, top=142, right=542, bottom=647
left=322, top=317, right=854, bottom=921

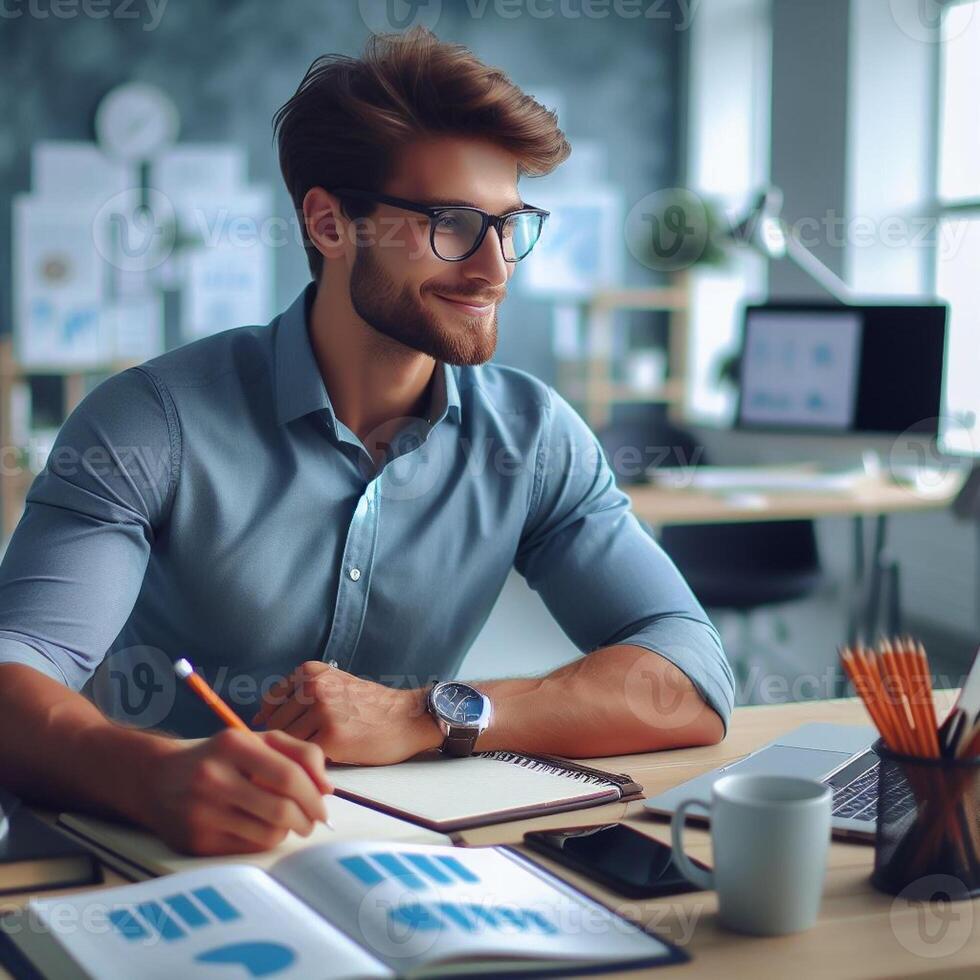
left=839, top=637, right=980, bottom=895
left=839, top=637, right=941, bottom=758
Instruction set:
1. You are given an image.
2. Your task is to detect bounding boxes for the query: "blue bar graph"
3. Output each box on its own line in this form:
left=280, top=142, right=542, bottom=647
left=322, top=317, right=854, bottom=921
left=339, top=855, right=385, bottom=886
left=386, top=902, right=558, bottom=936
left=389, top=901, right=444, bottom=931
left=108, top=909, right=149, bottom=941
left=338, top=850, right=485, bottom=891
left=192, top=886, right=241, bottom=922
left=135, top=901, right=185, bottom=941
left=436, top=902, right=476, bottom=932
left=165, top=893, right=209, bottom=929
left=372, top=853, right=426, bottom=891
left=467, top=905, right=501, bottom=929
left=435, top=854, right=481, bottom=883
left=403, top=853, right=454, bottom=885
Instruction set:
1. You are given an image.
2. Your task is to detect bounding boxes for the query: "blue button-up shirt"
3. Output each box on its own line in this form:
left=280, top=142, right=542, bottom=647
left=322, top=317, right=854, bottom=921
left=0, top=284, right=734, bottom=739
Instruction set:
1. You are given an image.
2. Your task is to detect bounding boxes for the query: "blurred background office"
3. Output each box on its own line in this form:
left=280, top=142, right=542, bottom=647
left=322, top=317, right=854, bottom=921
left=2, top=0, right=978, bottom=705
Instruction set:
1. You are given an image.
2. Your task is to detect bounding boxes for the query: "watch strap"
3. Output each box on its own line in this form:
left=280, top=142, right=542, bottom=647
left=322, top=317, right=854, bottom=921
left=442, top=728, right=479, bottom=757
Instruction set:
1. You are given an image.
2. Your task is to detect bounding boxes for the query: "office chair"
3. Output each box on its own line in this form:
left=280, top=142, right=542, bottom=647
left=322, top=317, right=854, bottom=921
left=598, top=418, right=823, bottom=699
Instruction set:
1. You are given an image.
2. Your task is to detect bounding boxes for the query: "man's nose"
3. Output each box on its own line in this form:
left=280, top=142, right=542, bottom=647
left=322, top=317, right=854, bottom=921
left=459, top=223, right=510, bottom=287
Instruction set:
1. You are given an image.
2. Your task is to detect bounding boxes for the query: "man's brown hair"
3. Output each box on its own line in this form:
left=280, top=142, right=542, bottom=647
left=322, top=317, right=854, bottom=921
left=273, top=26, right=571, bottom=281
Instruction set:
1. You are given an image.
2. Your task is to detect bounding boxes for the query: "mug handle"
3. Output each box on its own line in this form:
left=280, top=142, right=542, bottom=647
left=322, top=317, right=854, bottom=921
left=670, top=798, right=715, bottom=891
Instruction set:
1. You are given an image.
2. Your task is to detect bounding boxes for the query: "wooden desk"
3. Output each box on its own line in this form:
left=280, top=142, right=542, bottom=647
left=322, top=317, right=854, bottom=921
left=627, top=469, right=967, bottom=684
left=626, top=468, right=965, bottom=527
left=4, top=693, right=976, bottom=979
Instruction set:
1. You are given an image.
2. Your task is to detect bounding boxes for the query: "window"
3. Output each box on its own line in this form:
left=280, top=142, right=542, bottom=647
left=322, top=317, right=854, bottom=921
left=683, top=0, right=772, bottom=423
left=935, top=1, right=980, bottom=454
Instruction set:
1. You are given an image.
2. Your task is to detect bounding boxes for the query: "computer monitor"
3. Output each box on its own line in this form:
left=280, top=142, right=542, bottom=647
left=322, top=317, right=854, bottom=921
left=735, top=302, right=948, bottom=436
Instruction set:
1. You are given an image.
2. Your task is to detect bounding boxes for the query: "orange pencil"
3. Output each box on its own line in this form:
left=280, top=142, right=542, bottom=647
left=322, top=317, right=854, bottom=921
left=174, top=658, right=334, bottom=830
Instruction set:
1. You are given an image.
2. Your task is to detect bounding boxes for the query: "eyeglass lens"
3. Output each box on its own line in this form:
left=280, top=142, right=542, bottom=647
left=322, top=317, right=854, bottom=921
left=432, top=210, right=543, bottom=261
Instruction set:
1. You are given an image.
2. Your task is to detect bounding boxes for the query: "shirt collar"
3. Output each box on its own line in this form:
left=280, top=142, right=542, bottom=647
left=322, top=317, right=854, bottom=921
left=274, top=283, right=462, bottom=430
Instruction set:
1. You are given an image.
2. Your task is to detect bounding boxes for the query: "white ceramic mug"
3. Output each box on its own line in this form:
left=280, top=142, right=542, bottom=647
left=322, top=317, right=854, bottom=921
left=670, top=773, right=832, bottom=936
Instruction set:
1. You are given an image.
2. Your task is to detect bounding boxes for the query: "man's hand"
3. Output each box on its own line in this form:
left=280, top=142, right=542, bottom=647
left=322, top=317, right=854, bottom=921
left=140, top=728, right=333, bottom=856
left=251, top=662, right=439, bottom=765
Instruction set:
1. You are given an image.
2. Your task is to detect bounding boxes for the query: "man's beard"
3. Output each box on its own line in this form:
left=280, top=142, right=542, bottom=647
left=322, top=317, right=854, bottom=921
left=348, top=246, right=498, bottom=366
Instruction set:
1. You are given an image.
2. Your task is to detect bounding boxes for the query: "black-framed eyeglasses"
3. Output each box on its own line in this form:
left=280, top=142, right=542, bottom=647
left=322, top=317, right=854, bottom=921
left=331, top=188, right=549, bottom=263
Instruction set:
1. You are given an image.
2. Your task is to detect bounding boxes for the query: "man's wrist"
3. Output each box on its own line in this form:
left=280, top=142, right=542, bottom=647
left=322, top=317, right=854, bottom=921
left=71, top=722, right=182, bottom=827
left=406, top=686, right=442, bottom=755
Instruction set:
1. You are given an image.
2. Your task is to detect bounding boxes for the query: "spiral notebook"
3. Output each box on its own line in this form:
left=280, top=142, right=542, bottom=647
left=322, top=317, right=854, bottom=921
left=328, top=751, right=643, bottom=832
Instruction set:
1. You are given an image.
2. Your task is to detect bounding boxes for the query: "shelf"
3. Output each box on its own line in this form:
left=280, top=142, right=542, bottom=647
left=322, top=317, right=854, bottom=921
left=587, top=286, right=688, bottom=312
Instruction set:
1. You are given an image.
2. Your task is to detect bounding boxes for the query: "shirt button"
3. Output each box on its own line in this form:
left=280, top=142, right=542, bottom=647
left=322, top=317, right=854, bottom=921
left=327, top=659, right=339, bottom=668
left=348, top=567, right=361, bottom=581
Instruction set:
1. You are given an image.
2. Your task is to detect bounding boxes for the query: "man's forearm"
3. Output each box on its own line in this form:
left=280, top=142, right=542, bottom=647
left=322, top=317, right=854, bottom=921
left=0, top=664, right=177, bottom=823
left=467, top=644, right=725, bottom=758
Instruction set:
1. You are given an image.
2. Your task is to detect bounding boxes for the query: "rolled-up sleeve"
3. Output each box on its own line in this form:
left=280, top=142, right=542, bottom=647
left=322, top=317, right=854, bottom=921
left=514, top=387, right=735, bottom=733
left=0, top=367, right=178, bottom=690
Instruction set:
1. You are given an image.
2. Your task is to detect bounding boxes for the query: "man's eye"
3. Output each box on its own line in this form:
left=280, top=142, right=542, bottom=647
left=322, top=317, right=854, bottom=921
left=435, top=215, right=460, bottom=231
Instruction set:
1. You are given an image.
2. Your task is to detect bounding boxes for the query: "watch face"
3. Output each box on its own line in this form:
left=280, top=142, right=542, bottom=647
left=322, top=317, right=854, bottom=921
left=434, top=683, right=486, bottom=724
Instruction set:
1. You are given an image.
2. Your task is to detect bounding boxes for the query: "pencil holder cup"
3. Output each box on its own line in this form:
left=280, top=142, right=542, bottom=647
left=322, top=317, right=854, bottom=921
left=870, top=737, right=980, bottom=900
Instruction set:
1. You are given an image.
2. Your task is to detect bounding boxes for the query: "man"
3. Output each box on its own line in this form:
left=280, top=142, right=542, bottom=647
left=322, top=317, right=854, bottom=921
left=0, top=28, right=733, bottom=856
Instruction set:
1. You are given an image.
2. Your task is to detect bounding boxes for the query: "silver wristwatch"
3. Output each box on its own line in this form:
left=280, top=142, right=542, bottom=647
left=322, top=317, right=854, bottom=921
left=426, top=681, right=492, bottom=757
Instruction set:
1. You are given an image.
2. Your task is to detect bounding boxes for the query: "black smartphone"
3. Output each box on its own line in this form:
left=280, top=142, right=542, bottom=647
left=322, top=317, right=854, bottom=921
left=524, top=823, right=711, bottom=899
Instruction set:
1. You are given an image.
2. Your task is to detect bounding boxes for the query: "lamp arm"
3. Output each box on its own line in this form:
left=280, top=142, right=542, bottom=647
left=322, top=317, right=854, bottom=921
left=782, top=231, right=857, bottom=304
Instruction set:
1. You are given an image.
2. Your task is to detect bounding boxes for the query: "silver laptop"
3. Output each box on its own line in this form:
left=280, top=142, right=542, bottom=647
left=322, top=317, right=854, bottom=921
left=643, top=722, right=909, bottom=843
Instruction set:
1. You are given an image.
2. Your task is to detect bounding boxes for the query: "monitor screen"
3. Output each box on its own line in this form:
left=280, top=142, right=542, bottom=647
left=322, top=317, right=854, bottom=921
left=736, top=303, right=947, bottom=436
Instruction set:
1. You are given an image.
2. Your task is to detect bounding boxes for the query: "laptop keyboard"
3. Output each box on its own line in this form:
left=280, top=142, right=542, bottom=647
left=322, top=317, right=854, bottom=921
left=828, top=755, right=915, bottom=822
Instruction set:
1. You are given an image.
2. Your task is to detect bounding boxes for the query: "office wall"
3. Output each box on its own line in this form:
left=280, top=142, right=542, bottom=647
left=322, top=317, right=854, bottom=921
left=0, top=0, right=683, bottom=386
left=768, top=0, right=851, bottom=298
left=696, top=0, right=977, bottom=673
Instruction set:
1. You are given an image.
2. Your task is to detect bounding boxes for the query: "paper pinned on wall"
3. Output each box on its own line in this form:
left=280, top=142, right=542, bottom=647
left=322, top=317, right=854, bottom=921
left=32, top=141, right=131, bottom=204
left=519, top=186, right=624, bottom=297
left=184, top=239, right=273, bottom=339
left=103, top=294, right=165, bottom=361
left=153, top=144, right=248, bottom=209
left=13, top=196, right=113, bottom=368
left=181, top=187, right=275, bottom=339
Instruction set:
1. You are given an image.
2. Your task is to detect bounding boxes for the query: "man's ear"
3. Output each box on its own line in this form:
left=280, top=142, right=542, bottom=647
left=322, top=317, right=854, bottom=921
left=303, top=187, right=347, bottom=263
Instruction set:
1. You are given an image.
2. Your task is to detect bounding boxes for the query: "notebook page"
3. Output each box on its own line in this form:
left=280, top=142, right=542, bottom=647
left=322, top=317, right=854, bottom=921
left=271, top=842, right=673, bottom=975
left=59, top=794, right=450, bottom=877
left=25, top=865, right=391, bottom=980
left=329, top=755, right=619, bottom=825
